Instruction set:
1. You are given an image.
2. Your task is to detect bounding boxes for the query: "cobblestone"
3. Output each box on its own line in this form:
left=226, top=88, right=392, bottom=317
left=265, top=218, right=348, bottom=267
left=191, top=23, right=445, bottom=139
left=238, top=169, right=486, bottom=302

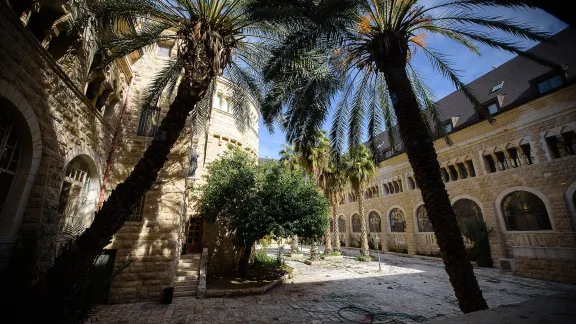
left=88, top=248, right=576, bottom=323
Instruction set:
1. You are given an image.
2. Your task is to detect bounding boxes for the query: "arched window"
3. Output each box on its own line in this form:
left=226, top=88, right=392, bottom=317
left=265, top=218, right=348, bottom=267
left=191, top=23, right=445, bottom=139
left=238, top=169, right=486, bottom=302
left=330, top=219, right=334, bottom=232
left=383, top=184, right=389, bottom=195
left=0, top=110, right=21, bottom=215
left=502, top=191, right=552, bottom=231
left=416, top=205, right=433, bottom=232
left=58, top=156, right=95, bottom=231
left=338, top=216, right=346, bottom=233
left=368, top=212, right=381, bottom=232
left=352, top=214, right=362, bottom=233
left=389, top=208, right=406, bottom=232
left=453, top=199, right=483, bottom=232
left=407, top=177, right=415, bottom=190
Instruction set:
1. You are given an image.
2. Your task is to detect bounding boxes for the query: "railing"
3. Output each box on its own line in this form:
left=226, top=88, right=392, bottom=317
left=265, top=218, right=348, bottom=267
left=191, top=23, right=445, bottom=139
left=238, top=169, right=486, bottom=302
left=510, top=232, right=576, bottom=247
left=388, top=233, right=406, bottom=246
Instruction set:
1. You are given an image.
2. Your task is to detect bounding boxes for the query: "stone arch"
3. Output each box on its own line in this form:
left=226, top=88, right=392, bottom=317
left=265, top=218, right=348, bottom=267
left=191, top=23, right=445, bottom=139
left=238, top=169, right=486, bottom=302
left=452, top=197, right=484, bottom=232
left=59, top=149, right=102, bottom=229
left=386, top=205, right=407, bottom=233
left=0, top=84, right=43, bottom=239
left=564, top=182, right=576, bottom=231
left=450, top=195, right=486, bottom=221
left=413, top=203, right=433, bottom=233
left=337, top=215, right=346, bottom=233
left=351, top=213, right=362, bottom=233
left=367, top=210, right=382, bottom=233
left=495, top=186, right=554, bottom=232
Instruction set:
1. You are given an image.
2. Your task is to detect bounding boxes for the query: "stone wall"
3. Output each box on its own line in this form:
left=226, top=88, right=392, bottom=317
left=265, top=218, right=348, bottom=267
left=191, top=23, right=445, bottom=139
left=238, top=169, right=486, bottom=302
left=335, top=84, right=576, bottom=283
left=515, top=256, right=576, bottom=284
left=0, top=3, right=131, bottom=279
left=106, top=42, right=259, bottom=301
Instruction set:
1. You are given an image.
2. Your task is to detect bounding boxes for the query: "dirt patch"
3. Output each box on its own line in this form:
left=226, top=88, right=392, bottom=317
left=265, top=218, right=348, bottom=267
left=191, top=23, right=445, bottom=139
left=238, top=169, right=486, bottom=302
left=207, top=264, right=293, bottom=290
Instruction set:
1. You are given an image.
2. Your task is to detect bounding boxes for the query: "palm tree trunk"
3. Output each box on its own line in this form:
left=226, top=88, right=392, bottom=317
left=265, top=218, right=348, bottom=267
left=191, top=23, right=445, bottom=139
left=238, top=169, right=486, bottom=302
left=29, top=74, right=213, bottom=319
left=9, top=0, right=34, bottom=17
left=331, top=195, right=341, bottom=252
left=375, top=49, right=487, bottom=313
left=357, top=188, right=369, bottom=257
left=290, top=235, right=299, bottom=253
left=324, top=227, right=332, bottom=254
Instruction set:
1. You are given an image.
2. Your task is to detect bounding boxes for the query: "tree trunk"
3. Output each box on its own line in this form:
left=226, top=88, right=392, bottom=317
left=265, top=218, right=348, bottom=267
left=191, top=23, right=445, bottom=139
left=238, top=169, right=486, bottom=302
left=238, top=244, right=253, bottom=277
left=28, top=72, right=214, bottom=320
left=290, top=235, right=299, bottom=253
left=331, top=195, right=341, bottom=252
left=375, top=46, right=487, bottom=313
left=357, top=187, right=369, bottom=257
left=324, top=220, right=332, bottom=254
left=309, top=241, right=320, bottom=261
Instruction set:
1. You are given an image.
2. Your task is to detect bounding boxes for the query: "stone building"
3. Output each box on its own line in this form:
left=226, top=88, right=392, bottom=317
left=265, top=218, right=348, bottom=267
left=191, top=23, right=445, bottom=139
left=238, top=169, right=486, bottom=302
left=334, top=27, right=576, bottom=284
left=0, top=1, right=258, bottom=303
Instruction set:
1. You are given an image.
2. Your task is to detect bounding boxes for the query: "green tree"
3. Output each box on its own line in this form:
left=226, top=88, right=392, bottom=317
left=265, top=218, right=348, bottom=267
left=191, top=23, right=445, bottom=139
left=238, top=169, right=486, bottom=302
left=259, top=0, right=557, bottom=313
left=200, top=148, right=329, bottom=276
left=29, top=0, right=282, bottom=318
left=344, top=145, right=375, bottom=259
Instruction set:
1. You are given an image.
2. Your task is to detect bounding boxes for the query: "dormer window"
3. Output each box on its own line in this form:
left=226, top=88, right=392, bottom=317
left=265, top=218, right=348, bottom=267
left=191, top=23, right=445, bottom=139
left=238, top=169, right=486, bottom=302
left=536, top=74, right=563, bottom=94
left=491, top=81, right=504, bottom=93
left=487, top=102, right=499, bottom=115
left=442, top=120, right=453, bottom=134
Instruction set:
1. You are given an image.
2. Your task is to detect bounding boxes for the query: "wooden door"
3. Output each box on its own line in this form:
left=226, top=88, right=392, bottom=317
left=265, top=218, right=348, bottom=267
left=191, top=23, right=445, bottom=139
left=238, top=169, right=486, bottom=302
left=185, top=218, right=203, bottom=254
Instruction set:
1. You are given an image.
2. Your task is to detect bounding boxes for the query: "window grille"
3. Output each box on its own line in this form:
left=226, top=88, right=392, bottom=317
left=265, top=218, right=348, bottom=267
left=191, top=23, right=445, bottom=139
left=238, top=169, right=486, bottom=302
left=137, top=107, right=161, bottom=137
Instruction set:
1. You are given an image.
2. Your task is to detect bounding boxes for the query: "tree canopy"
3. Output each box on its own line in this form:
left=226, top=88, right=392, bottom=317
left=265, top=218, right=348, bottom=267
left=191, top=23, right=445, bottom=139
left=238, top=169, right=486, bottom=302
left=200, top=147, right=329, bottom=272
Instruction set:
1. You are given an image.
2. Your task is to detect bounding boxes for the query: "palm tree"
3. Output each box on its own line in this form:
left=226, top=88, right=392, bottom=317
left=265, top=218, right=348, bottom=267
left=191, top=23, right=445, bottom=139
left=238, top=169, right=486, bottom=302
left=279, top=144, right=299, bottom=170
left=344, top=145, right=375, bottom=259
left=293, top=131, right=331, bottom=259
left=260, top=0, right=557, bottom=313
left=29, top=0, right=278, bottom=318
left=324, top=153, right=348, bottom=252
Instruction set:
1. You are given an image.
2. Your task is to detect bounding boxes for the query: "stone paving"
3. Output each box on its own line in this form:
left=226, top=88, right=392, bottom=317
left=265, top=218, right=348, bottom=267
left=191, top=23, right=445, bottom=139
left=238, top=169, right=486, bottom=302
left=88, top=247, right=576, bottom=323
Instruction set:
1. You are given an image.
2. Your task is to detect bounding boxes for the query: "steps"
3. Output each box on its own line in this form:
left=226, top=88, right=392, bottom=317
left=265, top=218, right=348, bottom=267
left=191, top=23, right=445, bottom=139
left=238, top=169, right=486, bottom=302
left=173, top=254, right=201, bottom=297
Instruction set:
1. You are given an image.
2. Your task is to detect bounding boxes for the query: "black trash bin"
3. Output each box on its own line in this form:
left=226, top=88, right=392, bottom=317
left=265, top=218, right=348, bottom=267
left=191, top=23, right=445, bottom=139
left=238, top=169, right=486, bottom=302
left=162, top=287, right=174, bottom=304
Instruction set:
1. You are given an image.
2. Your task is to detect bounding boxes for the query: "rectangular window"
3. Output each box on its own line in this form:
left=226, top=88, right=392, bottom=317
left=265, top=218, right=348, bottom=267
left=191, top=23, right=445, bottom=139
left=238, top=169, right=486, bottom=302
left=128, top=194, right=146, bottom=222
left=466, top=160, right=476, bottom=177
left=484, top=155, right=497, bottom=173
left=507, top=147, right=522, bottom=168
left=487, top=103, right=498, bottom=115
left=495, top=151, right=508, bottom=170
left=537, top=74, right=563, bottom=94
left=457, top=163, right=468, bottom=179
left=520, top=144, right=533, bottom=165
left=137, top=108, right=161, bottom=137
left=562, top=131, right=576, bottom=156
left=440, top=167, right=450, bottom=182
left=546, top=136, right=561, bottom=159
left=448, top=165, right=459, bottom=181
left=156, top=44, right=172, bottom=57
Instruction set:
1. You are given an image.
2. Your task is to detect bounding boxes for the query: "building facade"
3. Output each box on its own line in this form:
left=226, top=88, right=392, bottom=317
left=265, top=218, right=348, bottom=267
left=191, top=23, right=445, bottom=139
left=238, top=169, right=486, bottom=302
left=334, top=27, right=576, bottom=284
left=0, top=1, right=258, bottom=303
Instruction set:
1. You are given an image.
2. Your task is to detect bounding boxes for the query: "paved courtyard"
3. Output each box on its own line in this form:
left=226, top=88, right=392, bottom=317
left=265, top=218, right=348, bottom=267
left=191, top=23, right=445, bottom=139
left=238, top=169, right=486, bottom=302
left=88, top=248, right=576, bottom=323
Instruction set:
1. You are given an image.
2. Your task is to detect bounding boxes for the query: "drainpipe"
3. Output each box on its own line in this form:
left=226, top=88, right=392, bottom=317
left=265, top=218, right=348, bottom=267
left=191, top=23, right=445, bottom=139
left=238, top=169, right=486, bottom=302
left=98, top=76, right=134, bottom=209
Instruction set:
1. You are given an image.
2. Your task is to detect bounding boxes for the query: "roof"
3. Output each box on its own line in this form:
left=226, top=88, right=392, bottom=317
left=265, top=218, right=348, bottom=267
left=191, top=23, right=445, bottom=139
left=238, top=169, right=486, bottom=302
left=370, top=27, right=576, bottom=162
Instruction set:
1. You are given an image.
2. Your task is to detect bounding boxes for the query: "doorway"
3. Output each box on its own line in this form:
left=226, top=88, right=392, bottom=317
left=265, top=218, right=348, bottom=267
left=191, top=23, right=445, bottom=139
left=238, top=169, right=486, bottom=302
left=185, top=218, right=203, bottom=254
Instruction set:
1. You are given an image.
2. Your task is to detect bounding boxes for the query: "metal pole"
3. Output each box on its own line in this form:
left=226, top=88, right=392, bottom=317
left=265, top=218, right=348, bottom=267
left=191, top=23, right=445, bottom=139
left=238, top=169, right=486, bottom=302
left=377, top=235, right=381, bottom=271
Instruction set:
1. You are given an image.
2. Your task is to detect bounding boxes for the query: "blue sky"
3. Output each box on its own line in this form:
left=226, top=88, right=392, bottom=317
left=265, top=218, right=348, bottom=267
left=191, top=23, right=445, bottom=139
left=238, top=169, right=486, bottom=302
left=257, top=4, right=567, bottom=159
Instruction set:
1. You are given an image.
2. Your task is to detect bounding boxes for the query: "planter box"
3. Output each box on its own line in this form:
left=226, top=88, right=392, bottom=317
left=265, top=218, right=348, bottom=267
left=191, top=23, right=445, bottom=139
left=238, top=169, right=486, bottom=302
left=321, top=255, right=344, bottom=261
left=304, top=259, right=323, bottom=265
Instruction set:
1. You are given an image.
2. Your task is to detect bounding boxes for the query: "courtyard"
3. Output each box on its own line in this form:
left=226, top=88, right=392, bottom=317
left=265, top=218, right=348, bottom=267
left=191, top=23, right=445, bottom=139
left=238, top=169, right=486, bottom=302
left=88, top=248, right=576, bottom=323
